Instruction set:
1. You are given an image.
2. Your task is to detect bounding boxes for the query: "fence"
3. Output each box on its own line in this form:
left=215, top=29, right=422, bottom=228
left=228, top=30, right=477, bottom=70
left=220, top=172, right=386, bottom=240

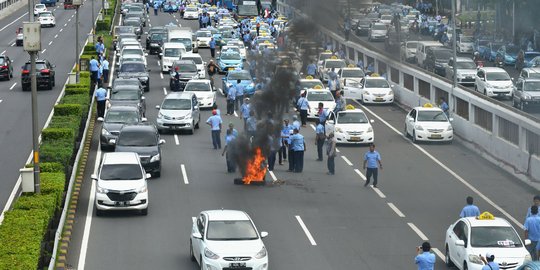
left=0, top=0, right=26, bottom=20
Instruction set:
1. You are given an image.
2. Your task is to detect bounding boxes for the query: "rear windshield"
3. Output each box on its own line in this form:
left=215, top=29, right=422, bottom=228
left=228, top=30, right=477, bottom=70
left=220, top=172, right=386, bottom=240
left=100, top=164, right=142, bottom=180
left=105, top=110, right=139, bottom=123
left=173, top=64, right=197, bottom=72
left=120, top=63, right=145, bottom=72
left=182, top=56, right=202, bottom=64
left=110, top=90, right=139, bottom=100
left=185, top=82, right=211, bottom=91
left=117, top=130, right=156, bottom=146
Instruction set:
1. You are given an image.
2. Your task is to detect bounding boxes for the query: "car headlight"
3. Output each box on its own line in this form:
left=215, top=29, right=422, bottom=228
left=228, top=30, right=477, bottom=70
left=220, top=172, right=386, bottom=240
left=468, top=254, right=483, bottom=265
left=524, top=95, right=532, bottom=100
left=414, top=125, right=424, bottom=131
left=254, top=246, right=267, bottom=259
left=388, top=90, right=394, bottom=96
left=97, top=186, right=108, bottom=194
left=204, top=248, right=219, bottom=260
left=150, top=154, right=160, bottom=162
left=139, top=77, right=148, bottom=82
left=101, top=128, right=111, bottom=136
left=367, top=126, right=373, bottom=133
left=157, top=112, right=163, bottom=119
left=136, top=185, right=148, bottom=193
left=447, top=125, right=453, bottom=131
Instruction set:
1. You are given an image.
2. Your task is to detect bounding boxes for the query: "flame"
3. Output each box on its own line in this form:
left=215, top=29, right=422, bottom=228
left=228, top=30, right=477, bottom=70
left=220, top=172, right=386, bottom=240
left=242, top=148, right=266, bottom=184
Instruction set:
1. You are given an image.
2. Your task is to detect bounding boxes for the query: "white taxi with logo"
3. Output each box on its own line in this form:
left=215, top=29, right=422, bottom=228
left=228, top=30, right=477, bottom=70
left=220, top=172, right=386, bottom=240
left=318, top=57, right=346, bottom=82
left=305, top=86, right=335, bottom=119
left=355, top=75, right=394, bottom=104
left=404, top=103, right=453, bottom=143
left=445, top=212, right=532, bottom=270
left=183, top=5, right=199, bottom=19
left=339, top=65, right=365, bottom=89
left=298, top=75, right=324, bottom=91
left=325, top=106, right=374, bottom=144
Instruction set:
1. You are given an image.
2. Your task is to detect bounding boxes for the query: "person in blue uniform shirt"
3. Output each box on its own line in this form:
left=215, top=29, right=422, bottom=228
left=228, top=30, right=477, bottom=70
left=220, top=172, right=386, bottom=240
left=101, top=58, right=110, bottom=84
left=221, top=128, right=236, bottom=172
left=235, top=79, right=245, bottom=110
left=279, top=119, right=292, bottom=165
left=206, top=110, right=222, bottom=149
left=480, top=253, right=499, bottom=270
left=315, top=119, right=325, bottom=161
left=524, top=205, right=540, bottom=260
left=89, top=56, right=100, bottom=86
left=306, top=61, right=317, bottom=76
left=363, top=143, right=382, bottom=188
left=415, top=242, right=435, bottom=270
left=240, top=98, right=251, bottom=129
left=289, top=128, right=305, bottom=173
left=460, top=196, right=481, bottom=218
left=209, top=37, right=216, bottom=58
left=246, top=110, right=257, bottom=138
left=94, top=83, right=108, bottom=118
left=226, top=83, right=236, bottom=115
left=525, top=195, right=540, bottom=221
left=296, top=92, right=310, bottom=127
left=440, top=97, right=449, bottom=117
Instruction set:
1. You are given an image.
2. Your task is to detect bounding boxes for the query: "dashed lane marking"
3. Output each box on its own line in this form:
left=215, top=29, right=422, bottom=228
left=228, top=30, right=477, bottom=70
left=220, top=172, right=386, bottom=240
left=9, top=83, right=16, bottom=90
left=160, top=72, right=163, bottom=79
left=181, top=164, right=189, bottom=184
left=407, top=223, right=429, bottom=241
left=309, top=124, right=315, bottom=130
left=64, top=23, right=67, bottom=27
left=340, top=155, right=353, bottom=166
left=234, top=111, right=238, bottom=117
left=59, top=28, right=63, bottom=32
left=387, top=203, right=405, bottom=217
left=162, top=87, right=167, bottom=95
left=0, top=50, right=4, bottom=55
left=174, top=134, right=179, bottom=145
left=354, top=168, right=366, bottom=180
left=10, top=42, right=15, bottom=46
left=54, top=34, right=58, bottom=38
left=48, top=41, right=53, bottom=46
left=41, top=48, right=46, bottom=53
left=372, top=186, right=386, bottom=198
left=295, top=215, right=317, bottom=246
left=268, top=171, right=277, bottom=181
left=431, top=248, right=445, bottom=260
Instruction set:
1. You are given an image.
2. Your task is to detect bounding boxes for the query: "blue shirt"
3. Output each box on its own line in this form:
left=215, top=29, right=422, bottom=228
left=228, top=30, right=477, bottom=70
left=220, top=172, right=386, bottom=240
left=95, top=87, right=107, bottom=101
left=319, top=108, right=328, bottom=123
left=481, top=262, right=500, bottom=270
left=306, top=63, right=317, bottom=75
left=415, top=252, right=435, bottom=270
left=89, top=59, right=99, bottom=71
left=236, top=84, right=244, bottom=96
left=246, top=116, right=257, bottom=131
left=209, top=40, right=216, bottom=49
left=290, top=133, right=305, bottom=151
left=364, top=150, right=381, bottom=168
left=225, top=133, right=235, bottom=145
left=281, top=124, right=292, bottom=144
left=292, top=120, right=301, bottom=130
left=297, top=97, right=309, bottom=110
left=227, top=86, right=237, bottom=100
left=460, top=205, right=480, bottom=218
left=316, top=123, right=324, bottom=135
left=524, top=214, right=540, bottom=241
left=441, top=101, right=449, bottom=115
left=206, top=115, right=222, bottom=130
left=241, top=104, right=250, bottom=119
left=95, top=42, right=104, bottom=53
left=102, top=59, right=109, bottom=70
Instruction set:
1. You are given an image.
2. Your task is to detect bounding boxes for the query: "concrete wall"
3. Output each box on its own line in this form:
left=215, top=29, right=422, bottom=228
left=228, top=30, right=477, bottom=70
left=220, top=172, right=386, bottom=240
left=0, top=0, right=27, bottom=20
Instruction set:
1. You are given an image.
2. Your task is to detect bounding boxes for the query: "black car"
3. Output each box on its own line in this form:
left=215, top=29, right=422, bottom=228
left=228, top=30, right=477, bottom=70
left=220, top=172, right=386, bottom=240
left=123, top=18, right=143, bottom=38
left=115, top=124, right=165, bottom=177
left=108, top=84, right=147, bottom=116
left=0, top=55, right=13, bottom=81
left=147, top=32, right=168, bottom=55
left=145, top=26, right=166, bottom=48
left=355, top=18, right=371, bottom=36
left=99, top=105, right=146, bottom=151
left=21, top=59, right=55, bottom=91
left=169, top=60, right=199, bottom=92
left=112, top=77, right=144, bottom=94
left=424, top=47, right=453, bottom=76
left=117, top=61, right=150, bottom=92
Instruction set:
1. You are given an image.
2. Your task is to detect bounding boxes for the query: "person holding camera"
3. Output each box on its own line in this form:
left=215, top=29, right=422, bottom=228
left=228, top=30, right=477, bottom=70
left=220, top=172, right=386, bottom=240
left=415, top=242, right=435, bottom=270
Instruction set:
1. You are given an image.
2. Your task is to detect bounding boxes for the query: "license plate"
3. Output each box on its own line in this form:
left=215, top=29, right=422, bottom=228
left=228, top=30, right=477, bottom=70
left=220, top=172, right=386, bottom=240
left=349, top=136, right=361, bottom=141
left=430, top=134, right=442, bottom=138
left=114, top=201, right=129, bottom=206
left=229, top=263, right=246, bottom=268
left=375, top=97, right=384, bottom=101
left=228, top=67, right=235, bottom=71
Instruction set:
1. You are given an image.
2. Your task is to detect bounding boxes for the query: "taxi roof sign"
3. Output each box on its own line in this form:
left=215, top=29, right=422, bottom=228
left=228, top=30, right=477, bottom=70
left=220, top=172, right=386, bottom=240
left=346, top=104, right=356, bottom=110
left=305, top=75, right=314, bottom=79
left=347, top=64, right=356, bottom=68
left=477, top=212, right=495, bottom=220
left=423, top=103, right=434, bottom=108
left=330, top=55, right=338, bottom=59
left=313, top=85, right=323, bottom=89
left=324, top=50, right=332, bottom=53
left=370, top=73, right=380, bottom=77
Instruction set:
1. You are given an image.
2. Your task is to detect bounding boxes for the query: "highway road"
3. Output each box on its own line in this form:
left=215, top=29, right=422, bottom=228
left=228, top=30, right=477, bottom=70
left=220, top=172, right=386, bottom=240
left=0, top=0, right=103, bottom=216
left=66, top=8, right=538, bottom=270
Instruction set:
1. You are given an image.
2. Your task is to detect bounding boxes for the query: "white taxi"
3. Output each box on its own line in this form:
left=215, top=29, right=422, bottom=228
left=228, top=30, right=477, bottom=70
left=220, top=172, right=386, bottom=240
left=338, top=65, right=365, bottom=88
left=318, top=57, right=346, bottom=82
left=183, top=6, right=199, bottom=19
left=317, top=50, right=334, bottom=70
left=325, top=106, right=374, bottom=144
left=305, top=86, right=335, bottom=119
left=298, top=76, right=324, bottom=91
left=355, top=76, right=394, bottom=104
left=34, top=3, right=47, bottom=16
left=183, top=79, right=215, bottom=108
left=195, top=30, right=212, bottom=48
left=445, top=212, right=532, bottom=270
left=404, top=104, right=453, bottom=143
left=38, top=11, right=56, bottom=27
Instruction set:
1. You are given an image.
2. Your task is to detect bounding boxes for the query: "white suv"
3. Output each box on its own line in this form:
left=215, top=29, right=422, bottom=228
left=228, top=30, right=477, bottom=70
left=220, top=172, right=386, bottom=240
left=475, top=67, right=514, bottom=98
left=92, top=152, right=150, bottom=216
left=156, top=92, right=201, bottom=134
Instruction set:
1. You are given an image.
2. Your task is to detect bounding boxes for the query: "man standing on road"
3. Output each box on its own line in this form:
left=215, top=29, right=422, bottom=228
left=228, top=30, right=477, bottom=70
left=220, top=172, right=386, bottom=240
left=279, top=119, right=292, bottom=165
left=95, top=83, right=108, bottom=118
left=289, top=128, right=305, bottom=173
left=460, top=196, right=481, bottom=218
left=206, top=110, right=222, bottom=149
left=246, top=110, right=257, bottom=138
left=89, top=56, right=100, bottom=87
left=101, top=57, right=110, bottom=85
left=524, top=205, right=540, bottom=260
left=415, top=242, right=435, bottom=270
left=241, top=98, right=250, bottom=129
left=296, top=91, right=309, bottom=127
left=235, top=80, right=245, bottom=111
left=226, top=83, right=236, bottom=115
left=209, top=37, right=216, bottom=58
left=363, top=143, right=382, bottom=188
left=221, top=128, right=236, bottom=173
left=326, top=132, right=337, bottom=175
left=315, top=119, right=325, bottom=161
left=525, top=195, right=540, bottom=221
left=153, top=2, right=159, bottom=15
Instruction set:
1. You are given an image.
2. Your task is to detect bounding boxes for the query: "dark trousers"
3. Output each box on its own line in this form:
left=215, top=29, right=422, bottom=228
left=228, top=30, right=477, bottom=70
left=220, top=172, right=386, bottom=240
left=327, top=156, right=335, bottom=174
left=288, top=148, right=295, bottom=171
left=97, top=100, right=106, bottom=118
left=154, top=8, right=158, bottom=15
left=527, top=240, right=538, bottom=260
left=90, top=71, right=98, bottom=83
left=293, top=151, right=304, bottom=172
left=278, top=145, right=287, bottom=163
left=267, top=151, right=277, bottom=171
left=316, top=138, right=325, bottom=160
left=103, top=69, right=109, bottom=84
left=211, top=130, right=221, bottom=149
left=226, top=99, right=235, bottom=115
left=235, top=96, right=244, bottom=110
left=226, top=152, right=235, bottom=172
left=300, top=109, right=308, bottom=126
left=365, top=167, right=378, bottom=186
left=210, top=48, right=216, bottom=58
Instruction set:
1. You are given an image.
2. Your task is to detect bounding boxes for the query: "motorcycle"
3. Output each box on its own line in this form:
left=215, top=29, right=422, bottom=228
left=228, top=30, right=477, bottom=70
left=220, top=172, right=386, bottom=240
left=494, top=55, right=504, bottom=68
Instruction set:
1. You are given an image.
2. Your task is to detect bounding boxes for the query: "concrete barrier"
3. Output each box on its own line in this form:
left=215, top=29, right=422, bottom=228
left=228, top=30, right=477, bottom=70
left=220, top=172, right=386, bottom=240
left=277, top=0, right=540, bottom=183
left=0, top=0, right=27, bottom=20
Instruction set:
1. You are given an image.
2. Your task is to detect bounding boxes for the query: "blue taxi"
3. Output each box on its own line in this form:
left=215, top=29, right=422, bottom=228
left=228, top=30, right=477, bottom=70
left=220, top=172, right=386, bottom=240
left=163, top=2, right=178, bottom=12
left=221, top=69, right=255, bottom=96
left=217, top=50, right=243, bottom=73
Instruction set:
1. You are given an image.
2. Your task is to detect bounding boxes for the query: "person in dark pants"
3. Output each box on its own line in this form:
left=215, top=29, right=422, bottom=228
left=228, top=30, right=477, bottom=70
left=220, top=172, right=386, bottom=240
left=226, top=84, right=236, bottom=115
left=94, top=83, right=108, bottom=118
left=289, top=128, right=305, bottom=173
left=209, top=37, right=216, bottom=58
left=267, top=135, right=278, bottom=171
left=296, top=91, right=310, bottom=127
left=326, top=132, right=336, bottom=175
left=206, top=110, right=222, bottom=149
left=363, top=143, right=382, bottom=187
left=315, top=119, right=325, bottom=161
left=221, top=129, right=236, bottom=172
left=279, top=119, right=292, bottom=165
left=101, top=58, right=110, bottom=85
left=89, top=56, right=100, bottom=88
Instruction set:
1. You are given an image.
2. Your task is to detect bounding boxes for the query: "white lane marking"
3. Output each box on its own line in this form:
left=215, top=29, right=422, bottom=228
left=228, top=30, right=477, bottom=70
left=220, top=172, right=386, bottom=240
left=192, top=216, right=196, bottom=223
left=148, top=23, right=152, bottom=27
left=175, top=19, right=179, bottom=23
left=160, top=72, right=163, bottom=79
left=387, top=203, right=405, bottom=217
left=68, top=18, right=71, bottom=22
left=77, top=139, right=101, bottom=270
left=295, top=215, right=317, bottom=246
left=60, top=28, right=63, bottom=32
left=407, top=223, right=429, bottom=241
left=181, top=164, right=189, bottom=184
left=309, top=124, right=315, bottom=130
left=268, top=171, right=277, bottom=181
left=9, top=83, right=17, bottom=90
left=71, top=14, right=74, bottom=18
left=354, top=168, right=366, bottom=180
left=64, top=23, right=67, bottom=27
left=0, top=50, right=5, bottom=55
left=335, top=148, right=340, bottom=153
left=234, top=111, right=238, bottom=117
left=431, top=248, right=445, bottom=260
left=353, top=100, right=524, bottom=228
left=0, top=12, right=28, bottom=32
left=340, top=155, right=353, bottom=166
left=162, top=87, right=167, bottom=95
left=41, top=49, right=46, bottom=53
left=10, top=42, right=15, bottom=47
left=54, top=34, right=58, bottom=38
left=0, top=100, right=3, bottom=103
left=174, top=134, right=179, bottom=145
left=372, top=186, right=386, bottom=198
left=48, top=41, right=53, bottom=45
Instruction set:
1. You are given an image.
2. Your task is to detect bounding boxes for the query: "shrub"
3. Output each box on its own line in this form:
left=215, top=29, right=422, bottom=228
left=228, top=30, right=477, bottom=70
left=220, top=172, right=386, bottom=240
left=49, top=115, right=81, bottom=132
left=62, top=94, right=90, bottom=106
left=40, top=141, right=74, bottom=167
left=65, top=86, right=90, bottom=96
left=54, top=104, right=83, bottom=117
left=42, top=128, right=75, bottom=143
left=13, top=194, right=59, bottom=216
left=41, top=172, right=66, bottom=203
left=40, top=162, right=64, bottom=173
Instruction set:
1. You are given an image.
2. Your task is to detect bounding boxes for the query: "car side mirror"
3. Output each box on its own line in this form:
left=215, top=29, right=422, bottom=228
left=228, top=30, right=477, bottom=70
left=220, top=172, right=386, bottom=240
left=408, top=118, right=414, bottom=122
left=192, top=232, right=202, bottom=239
left=449, top=118, right=454, bottom=122
left=524, top=239, right=532, bottom=246
left=455, top=240, right=465, bottom=247
left=144, top=53, right=148, bottom=56
left=146, top=173, right=152, bottom=179
left=141, top=117, right=147, bottom=122
left=91, top=174, right=98, bottom=180
left=194, top=105, right=199, bottom=110
left=370, top=119, right=374, bottom=123
left=155, top=105, right=161, bottom=109
left=97, top=117, right=104, bottom=122
left=159, top=139, right=166, bottom=145
left=159, top=52, right=163, bottom=56
left=391, top=84, right=395, bottom=88
left=260, top=231, right=268, bottom=238
left=327, top=120, right=334, bottom=125
left=141, top=96, right=146, bottom=100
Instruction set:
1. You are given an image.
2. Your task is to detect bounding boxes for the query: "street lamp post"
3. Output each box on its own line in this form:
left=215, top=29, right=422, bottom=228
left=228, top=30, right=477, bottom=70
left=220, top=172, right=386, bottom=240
left=91, top=0, right=95, bottom=41
left=451, top=0, right=457, bottom=114
left=75, top=5, right=80, bottom=82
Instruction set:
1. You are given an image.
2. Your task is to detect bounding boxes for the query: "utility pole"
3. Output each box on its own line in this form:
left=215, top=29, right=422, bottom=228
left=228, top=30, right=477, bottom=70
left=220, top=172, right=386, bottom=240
left=91, top=0, right=95, bottom=41
left=75, top=5, right=80, bottom=82
left=451, top=0, right=457, bottom=114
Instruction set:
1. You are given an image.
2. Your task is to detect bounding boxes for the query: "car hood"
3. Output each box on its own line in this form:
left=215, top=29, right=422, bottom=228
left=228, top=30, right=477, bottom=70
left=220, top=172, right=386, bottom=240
left=415, top=121, right=450, bottom=129
left=371, top=30, right=387, bottom=35
left=335, top=123, right=372, bottom=132
left=525, top=91, right=540, bottom=98
left=205, top=239, right=264, bottom=257
left=97, top=179, right=146, bottom=191
left=456, top=69, right=476, bottom=77
left=186, top=91, right=214, bottom=99
left=109, top=100, right=140, bottom=107
left=469, top=246, right=529, bottom=261
left=219, top=59, right=242, bottom=64
left=103, top=123, right=126, bottom=134
left=486, top=80, right=513, bottom=87
left=364, top=87, right=392, bottom=94
left=160, top=109, right=192, bottom=118
left=177, top=72, right=199, bottom=79
left=115, top=145, right=159, bottom=157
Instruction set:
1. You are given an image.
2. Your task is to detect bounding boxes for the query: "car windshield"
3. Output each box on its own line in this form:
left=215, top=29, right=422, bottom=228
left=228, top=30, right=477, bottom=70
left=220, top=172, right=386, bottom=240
left=486, top=72, right=510, bottom=81
left=206, top=220, right=259, bottom=240
left=365, top=79, right=390, bottom=88
left=491, top=44, right=502, bottom=51
left=170, top=38, right=192, bottom=50
left=122, top=57, right=142, bottom=63
left=460, top=36, right=473, bottom=43
left=174, top=64, right=197, bottom=72
left=111, top=90, right=139, bottom=100
left=128, top=6, right=143, bottom=12
left=337, top=112, right=369, bottom=124
left=525, top=53, right=540, bottom=61
left=118, top=27, right=134, bottom=34
left=342, top=69, right=364, bottom=78
left=470, top=226, right=522, bottom=248
left=456, top=61, right=476, bottom=69
left=407, top=42, right=417, bottom=48
left=117, top=131, right=156, bottom=146
left=325, top=61, right=346, bottom=69
left=505, top=46, right=519, bottom=55
left=186, top=7, right=197, bottom=11
left=161, top=99, right=191, bottom=110
left=35, top=4, right=45, bottom=8
left=319, top=53, right=332, bottom=61
left=99, top=164, right=142, bottom=180
left=182, top=56, right=202, bottom=64
left=524, top=81, right=540, bottom=91
left=197, top=31, right=212, bottom=37
left=164, top=48, right=183, bottom=57
left=417, top=111, right=448, bottom=122
left=381, top=15, right=392, bottom=20
left=105, top=110, right=139, bottom=123
left=373, top=24, right=387, bottom=30
left=151, top=33, right=166, bottom=41
left=185, top=82, right=210, bottom=91
left=527, top=72, right=540, bottom=79
left=114, top=80, right=139, bottom=88
left=123, top=49, right=142, bottom=55
left=367, top=13, right=379, bottom=19
left=307, top=91, right=334, bottom=101
left=228, top=72, right=251, bottom=80
left=221, top=53, right=241, bottom=60
left=300, top=81, right=323, bottom=89
left=124, top=20, right=140, bottom=26
left=120, top=63, right=145, bottom=72
left=433, top=50, right=453, bottom=59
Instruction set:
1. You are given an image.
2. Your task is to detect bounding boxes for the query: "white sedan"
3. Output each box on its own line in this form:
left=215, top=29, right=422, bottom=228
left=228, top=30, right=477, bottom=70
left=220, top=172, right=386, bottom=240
left=325, top=108, right=374, bottom=144
left=196, top=30, right=212, bottom=48
left=445, top=212, right=532, bottom=270
left=346, top=76, right=394, bottom=104
left=38, top=11, right=56, bottom=27
left=183, top=79, right=215, bottom=108
left=183, top=6, right=199, bottom=19
left=404, top=105, right=453, bottom=143
left=190, top=210, right=269, bottom=270
left=34, top=4, right=47, bottom=16
left=305, top=88, right=336, bottom=119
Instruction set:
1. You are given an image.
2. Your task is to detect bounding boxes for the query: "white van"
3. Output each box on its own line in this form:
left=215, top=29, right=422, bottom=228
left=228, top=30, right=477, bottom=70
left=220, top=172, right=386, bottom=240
left=416, top=41, right=443, bottom=68
left=168, top=27, right=197, bottom=53
left=160, top=42, right=186, bottom=72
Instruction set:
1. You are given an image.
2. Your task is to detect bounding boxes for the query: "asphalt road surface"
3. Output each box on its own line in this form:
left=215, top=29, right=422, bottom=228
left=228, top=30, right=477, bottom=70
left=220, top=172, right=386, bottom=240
left=66, top=8, right=538, bottom=270
left=0, top=0, right=103, bottom=215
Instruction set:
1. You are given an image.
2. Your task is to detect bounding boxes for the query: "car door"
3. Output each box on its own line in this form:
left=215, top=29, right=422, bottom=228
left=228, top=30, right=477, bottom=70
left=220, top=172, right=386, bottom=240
left=343, top=78, right=362, bottom=100
left=450, top=221, right=468, bottom=268
left=446, top=58, right=453, bottom=79
left=514, top=79, right=523, bottom=103
left=325, top=111, right=336, bottom=135
left=192, top=214, right=206, bottom=263
left=406, top=109, right=416, bottom=135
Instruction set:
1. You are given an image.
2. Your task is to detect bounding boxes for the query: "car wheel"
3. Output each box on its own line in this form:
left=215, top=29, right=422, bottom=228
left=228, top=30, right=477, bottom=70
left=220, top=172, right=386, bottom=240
left=190, top=240, right=196, bottom=261
left=412, top=130, right=417, bottom=143
left=188, top=122, right=195, bottom=134
left=195, top=118, right=200, bottom=129
left=463, top=262, right=468, bottom=270
left=141, top=208, right=148, bottom=216
left=445, top=246, right=454, bottom=267
left=47, top=80, right=53, bottom=90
